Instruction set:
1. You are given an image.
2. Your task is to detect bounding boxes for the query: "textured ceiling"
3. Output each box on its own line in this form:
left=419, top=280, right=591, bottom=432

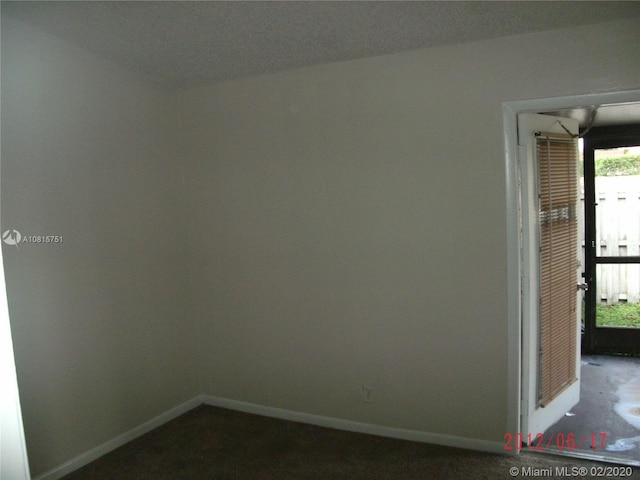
left=3, top=1, right=640, bottom=89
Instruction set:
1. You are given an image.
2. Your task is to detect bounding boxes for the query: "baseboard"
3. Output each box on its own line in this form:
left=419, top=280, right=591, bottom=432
left=201, top=395, right=505, bottom=455
left=32, top=395, right=205, bottom=480
left=34, top=394, right=505, bottom=479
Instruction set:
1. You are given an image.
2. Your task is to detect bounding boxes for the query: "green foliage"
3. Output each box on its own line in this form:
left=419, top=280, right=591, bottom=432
left=594, top=154, right=640, bottom=177
left=596, top=302, right=640, bottom=328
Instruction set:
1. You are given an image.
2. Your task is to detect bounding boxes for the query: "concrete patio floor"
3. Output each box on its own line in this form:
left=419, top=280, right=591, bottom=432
left=534, top=354, right=640, bottom=466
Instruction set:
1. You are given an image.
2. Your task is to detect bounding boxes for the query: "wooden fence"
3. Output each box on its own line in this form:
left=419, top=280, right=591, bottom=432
left=580, top=175, right=640, bottom=304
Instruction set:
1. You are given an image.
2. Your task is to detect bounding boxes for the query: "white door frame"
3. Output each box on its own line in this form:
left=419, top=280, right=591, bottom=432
left=503, top=89, right=640, bottom=449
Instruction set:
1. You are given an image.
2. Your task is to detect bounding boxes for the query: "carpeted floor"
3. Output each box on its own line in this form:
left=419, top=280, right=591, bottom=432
left=62, top=405, right=639, bottom=480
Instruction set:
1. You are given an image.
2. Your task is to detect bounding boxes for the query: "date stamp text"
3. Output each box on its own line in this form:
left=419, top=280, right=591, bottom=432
left=504, top=431, right=607, bottom=451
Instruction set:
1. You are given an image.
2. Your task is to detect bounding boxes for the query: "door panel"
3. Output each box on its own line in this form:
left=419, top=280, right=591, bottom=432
left=583, top=125, right=640, bottom=354
left=518, top=113, right=581, bottom=437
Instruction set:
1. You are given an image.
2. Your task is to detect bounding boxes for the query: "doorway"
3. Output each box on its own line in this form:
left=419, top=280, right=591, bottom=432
left=581, top=124, right=640, bottom=354
left=504, top=90, right=640, bottom=467
left=541, top=123, right=640, bottom=466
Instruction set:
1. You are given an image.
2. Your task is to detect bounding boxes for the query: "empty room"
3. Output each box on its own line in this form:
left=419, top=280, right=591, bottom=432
left=2, top=2, right=640, bottom=479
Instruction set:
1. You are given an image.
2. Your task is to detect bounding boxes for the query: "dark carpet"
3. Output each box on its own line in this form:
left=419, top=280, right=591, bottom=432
left=61, top=405, right=639, bottom=480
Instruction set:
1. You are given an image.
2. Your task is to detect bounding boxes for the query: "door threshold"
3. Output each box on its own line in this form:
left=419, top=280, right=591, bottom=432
left=523, top=447, right=640, bottom=468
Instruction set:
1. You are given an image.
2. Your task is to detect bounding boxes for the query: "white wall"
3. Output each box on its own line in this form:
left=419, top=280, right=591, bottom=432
left=1, top=18, right=197, bottom=476
left=1, top=13, right=639, bottom=479
left=180, top=17, right=640, bottom=442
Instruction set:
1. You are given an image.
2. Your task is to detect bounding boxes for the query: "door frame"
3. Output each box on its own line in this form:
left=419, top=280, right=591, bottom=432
left=503, top=89, right=640, bottom=448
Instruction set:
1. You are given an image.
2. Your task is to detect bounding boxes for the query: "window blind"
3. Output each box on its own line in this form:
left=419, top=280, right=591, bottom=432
left=536, top=132, right=579, bottom=407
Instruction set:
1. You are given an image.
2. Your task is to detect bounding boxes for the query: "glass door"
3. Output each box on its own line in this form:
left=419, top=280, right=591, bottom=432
left=583, top=125, right=640, bottom=354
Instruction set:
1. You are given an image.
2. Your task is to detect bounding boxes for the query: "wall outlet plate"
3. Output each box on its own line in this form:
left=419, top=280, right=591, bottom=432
left=362, top=385, right=374, bottom=403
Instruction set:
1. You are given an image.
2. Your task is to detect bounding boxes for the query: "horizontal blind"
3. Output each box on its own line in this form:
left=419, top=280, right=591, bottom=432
left=536, top=132, right=578, bottom=407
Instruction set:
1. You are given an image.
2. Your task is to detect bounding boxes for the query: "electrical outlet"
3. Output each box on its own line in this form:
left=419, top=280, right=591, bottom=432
left=362, top=385, right=374, bottom=403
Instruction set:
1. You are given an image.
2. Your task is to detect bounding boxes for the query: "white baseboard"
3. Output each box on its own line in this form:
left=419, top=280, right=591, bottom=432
left=34, top=394, right=505, bottom=480
left=32, top=395, right=205, bottom=480
left=201, top=395, right=505, bottom=455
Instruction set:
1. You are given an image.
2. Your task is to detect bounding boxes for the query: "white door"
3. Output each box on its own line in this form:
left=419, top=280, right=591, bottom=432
left=518, top=113, right=582, bottom=439
left=0, top=246, right=31, bottom=480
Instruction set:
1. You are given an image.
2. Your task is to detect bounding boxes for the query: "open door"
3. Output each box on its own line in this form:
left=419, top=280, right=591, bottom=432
left=518, top=113, right=582, bottom=438
left=0, top=246, right=31, bottom=479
